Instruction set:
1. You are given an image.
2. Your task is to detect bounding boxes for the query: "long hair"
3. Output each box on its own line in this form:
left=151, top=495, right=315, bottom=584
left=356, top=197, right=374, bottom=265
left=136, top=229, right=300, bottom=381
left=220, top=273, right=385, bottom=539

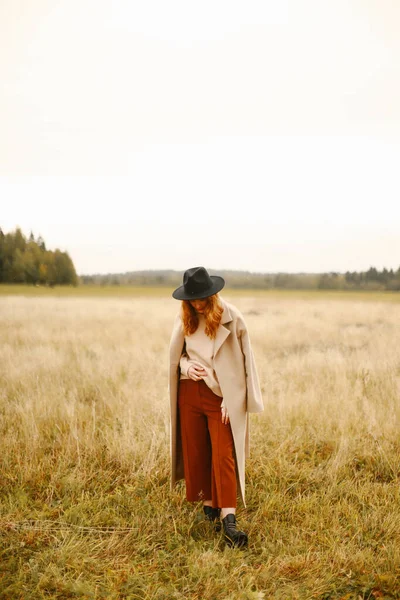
left=181, top=294, right=223, bottom=339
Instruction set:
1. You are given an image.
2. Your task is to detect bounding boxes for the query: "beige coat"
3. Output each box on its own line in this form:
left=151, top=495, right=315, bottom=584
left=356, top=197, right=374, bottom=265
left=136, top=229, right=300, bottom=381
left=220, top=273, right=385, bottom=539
left=169, top=297, right=264, bottom=507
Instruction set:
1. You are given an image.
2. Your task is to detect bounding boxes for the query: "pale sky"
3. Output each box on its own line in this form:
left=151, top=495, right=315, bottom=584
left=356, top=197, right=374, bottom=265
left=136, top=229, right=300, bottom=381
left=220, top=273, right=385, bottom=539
left=1, top=0, right=399, bottom=275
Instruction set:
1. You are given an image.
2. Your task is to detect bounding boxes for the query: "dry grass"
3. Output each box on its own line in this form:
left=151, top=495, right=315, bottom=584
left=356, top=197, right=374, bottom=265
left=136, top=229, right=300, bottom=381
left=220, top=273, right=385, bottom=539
left=1, top=293, right=400, bottom=599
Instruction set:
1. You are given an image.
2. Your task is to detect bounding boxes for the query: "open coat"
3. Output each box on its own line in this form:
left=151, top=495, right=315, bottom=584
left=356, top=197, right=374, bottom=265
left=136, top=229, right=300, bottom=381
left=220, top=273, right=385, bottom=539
left=169, top=297, right=264, bottom=507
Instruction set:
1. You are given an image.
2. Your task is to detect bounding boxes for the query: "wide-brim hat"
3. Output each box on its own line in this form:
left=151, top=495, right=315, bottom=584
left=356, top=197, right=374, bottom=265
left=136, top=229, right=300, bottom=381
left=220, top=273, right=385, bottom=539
left=172, top=266, right=225, bottom=300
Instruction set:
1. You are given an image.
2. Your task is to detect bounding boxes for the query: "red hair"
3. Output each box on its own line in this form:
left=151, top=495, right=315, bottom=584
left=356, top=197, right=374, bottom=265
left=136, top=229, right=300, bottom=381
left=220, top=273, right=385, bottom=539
left=181, top=294, right=223, bottom=339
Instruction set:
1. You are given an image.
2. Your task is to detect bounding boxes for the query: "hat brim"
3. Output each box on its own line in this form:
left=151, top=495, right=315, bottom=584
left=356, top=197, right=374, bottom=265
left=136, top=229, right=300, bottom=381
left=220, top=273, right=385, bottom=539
left=172, top=276, right=225, bottom=300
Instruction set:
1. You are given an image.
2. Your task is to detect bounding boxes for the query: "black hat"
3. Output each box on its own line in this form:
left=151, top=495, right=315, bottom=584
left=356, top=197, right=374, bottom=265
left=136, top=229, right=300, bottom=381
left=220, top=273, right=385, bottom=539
left=172, top=266, right=225, bottom=300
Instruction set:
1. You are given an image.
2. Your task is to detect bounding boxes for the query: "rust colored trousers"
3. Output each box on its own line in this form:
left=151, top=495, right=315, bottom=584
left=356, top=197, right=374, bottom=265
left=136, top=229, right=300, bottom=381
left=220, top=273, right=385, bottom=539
left=178, top=379, right=237, bottom=508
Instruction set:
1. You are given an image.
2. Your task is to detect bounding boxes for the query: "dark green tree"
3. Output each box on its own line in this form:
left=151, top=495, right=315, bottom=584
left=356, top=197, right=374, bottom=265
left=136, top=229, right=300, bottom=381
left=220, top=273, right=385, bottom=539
left=0, top=227, right=78, bottom=286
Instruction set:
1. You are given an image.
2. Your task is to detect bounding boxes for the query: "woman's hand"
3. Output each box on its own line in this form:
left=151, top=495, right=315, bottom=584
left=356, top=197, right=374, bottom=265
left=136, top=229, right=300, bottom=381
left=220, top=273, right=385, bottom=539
left=187, top=362, right=207, bottom=381
left=221, top=405, right=230, bottom=425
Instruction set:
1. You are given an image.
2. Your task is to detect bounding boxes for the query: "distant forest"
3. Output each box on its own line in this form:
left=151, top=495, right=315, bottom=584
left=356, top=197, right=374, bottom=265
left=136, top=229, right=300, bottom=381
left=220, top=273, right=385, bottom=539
left=81, top=266, right=400, bottom=291
left=0, top=227, right=78, bottom=286
left=1, top=227, right=399, bottom=290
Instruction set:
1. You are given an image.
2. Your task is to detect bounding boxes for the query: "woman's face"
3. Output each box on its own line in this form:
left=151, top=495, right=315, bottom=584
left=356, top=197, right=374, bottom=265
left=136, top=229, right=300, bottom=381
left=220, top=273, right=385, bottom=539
left=189, top=299, right=208, bottom=314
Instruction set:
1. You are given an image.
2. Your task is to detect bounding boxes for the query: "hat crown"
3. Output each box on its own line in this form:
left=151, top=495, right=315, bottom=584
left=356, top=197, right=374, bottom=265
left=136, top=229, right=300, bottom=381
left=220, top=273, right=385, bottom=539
left=172, top=266, right=225, bottom=300
left=183, top=266, right=213, bottom=295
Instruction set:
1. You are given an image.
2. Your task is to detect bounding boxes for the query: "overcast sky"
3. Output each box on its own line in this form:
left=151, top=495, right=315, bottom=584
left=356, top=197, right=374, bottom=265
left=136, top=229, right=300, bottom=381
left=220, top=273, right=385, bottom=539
left=1, top=0, right=399, bottom=275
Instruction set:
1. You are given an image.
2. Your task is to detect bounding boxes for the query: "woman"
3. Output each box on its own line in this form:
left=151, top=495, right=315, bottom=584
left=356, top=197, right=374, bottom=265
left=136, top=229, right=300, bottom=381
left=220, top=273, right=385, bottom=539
left=169, top=266, right=264, bottom=548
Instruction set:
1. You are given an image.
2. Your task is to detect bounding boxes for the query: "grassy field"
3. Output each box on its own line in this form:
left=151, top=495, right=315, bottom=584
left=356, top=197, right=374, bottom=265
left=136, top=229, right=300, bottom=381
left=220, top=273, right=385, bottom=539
left=1, top=292, right=400, bottom=599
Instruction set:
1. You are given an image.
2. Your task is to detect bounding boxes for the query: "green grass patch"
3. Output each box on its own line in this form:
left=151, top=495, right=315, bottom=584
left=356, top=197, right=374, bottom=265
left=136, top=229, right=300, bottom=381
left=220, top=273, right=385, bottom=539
left=0, top=284, right=173, bottom=297
left=1, top=283, right=400, bottom=301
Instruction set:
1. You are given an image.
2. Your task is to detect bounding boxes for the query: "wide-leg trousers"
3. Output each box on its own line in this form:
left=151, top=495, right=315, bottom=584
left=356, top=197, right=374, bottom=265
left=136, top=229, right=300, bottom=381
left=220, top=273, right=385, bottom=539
left=178, top=378, right=237, bottom=508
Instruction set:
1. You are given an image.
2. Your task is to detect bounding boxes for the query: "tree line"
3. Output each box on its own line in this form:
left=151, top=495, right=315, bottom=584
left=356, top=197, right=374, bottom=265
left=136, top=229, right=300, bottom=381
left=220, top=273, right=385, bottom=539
left=81, top=266, right=400, bottom=291
left=1, top=226, right=399, bottom=291
left=0, top=227, right=78, bottom=286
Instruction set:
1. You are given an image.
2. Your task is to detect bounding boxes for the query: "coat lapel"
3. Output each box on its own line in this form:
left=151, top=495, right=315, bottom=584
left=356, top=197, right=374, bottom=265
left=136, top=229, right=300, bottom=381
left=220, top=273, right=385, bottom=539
left=214, top=299, right=233, bottom=357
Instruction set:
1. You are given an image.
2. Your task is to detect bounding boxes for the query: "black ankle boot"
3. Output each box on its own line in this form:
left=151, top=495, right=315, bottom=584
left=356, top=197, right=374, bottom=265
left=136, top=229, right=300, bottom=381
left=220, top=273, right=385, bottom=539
left=203, top=506, right=221, bottom=532
left=222, top=513, right=248, bottom=548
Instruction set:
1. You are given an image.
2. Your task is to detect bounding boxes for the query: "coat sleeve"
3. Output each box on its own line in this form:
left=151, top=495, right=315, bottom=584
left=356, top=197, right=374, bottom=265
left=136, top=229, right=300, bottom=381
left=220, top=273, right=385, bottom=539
left=239, top=321, right=264, bottom=414
left=169, top=314, right=185, bottom=389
